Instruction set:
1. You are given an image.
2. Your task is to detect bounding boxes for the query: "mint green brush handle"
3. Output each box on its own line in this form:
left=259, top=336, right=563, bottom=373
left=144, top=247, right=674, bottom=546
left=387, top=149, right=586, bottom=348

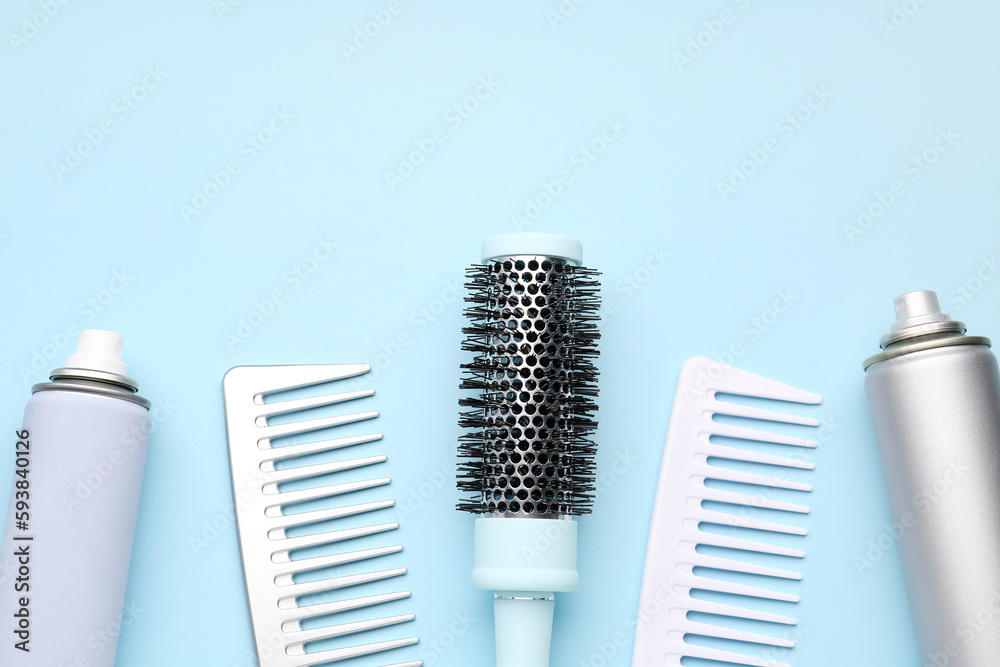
left=472, top=518, right=579, bottom=667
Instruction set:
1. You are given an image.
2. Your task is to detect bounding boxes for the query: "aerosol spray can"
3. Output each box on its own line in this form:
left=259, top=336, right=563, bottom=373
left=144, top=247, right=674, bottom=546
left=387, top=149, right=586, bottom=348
left=864, top=291, right=1000, bottom=667
left=0, top=329, right=151, bottom=666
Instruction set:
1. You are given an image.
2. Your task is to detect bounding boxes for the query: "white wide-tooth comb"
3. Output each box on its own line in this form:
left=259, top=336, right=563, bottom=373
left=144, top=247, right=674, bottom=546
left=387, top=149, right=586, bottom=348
left=631, top=357, right=821, bottom=667
left=223, top=364, right=421, bottom=667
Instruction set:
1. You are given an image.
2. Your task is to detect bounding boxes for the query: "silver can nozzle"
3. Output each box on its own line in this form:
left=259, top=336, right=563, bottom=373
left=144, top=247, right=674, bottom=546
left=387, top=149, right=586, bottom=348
left=879, top=290, right=966, bottom=349
left=891, top=290, right=952, bottom=332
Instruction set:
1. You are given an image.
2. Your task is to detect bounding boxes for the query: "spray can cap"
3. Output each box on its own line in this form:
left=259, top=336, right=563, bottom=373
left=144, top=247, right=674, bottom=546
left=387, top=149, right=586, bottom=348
left=864, top=290, right=989, bottom=369
left=879, top=290, right=967, bottom=349
left=891, top=291, right=954, bottom=332
left=32, top=330, right=148, bottom=407
left=65, top=329, right=129, bottom=376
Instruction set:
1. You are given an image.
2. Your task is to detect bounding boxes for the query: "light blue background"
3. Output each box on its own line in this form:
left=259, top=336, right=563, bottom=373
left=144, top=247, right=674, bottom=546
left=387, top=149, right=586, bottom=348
left=1, top=1, right=998, bottom=666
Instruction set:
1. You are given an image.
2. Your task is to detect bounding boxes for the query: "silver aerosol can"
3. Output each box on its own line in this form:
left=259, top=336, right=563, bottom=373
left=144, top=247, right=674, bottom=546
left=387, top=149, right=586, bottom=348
left=864, top=290, right=1000, bottom=667
left=0, top=329, right=151, bottom=666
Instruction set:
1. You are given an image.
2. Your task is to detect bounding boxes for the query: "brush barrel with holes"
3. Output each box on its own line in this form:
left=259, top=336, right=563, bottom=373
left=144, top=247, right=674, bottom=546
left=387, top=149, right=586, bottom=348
left=864, top=291, right=1000, bottom=666
left=457, top=233, right=601, bottom=667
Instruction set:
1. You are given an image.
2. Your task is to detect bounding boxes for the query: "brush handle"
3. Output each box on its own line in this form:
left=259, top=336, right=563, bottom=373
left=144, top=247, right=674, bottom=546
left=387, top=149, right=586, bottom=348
left=472, top=518, right=579, bottom=667
left=494, top=592, right=555, bottom=667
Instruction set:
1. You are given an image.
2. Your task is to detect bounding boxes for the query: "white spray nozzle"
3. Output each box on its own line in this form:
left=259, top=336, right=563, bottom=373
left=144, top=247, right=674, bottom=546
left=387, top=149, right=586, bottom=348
left=65, top=329, right=129, bottom=376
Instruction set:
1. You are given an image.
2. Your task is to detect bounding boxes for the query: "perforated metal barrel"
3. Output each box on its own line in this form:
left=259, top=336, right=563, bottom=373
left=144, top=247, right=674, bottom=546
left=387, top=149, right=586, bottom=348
left=458, top=254, right=600, bottom=519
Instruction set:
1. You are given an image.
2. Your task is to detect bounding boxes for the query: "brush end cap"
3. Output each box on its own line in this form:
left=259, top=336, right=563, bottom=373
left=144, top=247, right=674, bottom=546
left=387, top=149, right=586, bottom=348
left=481, top=233, right=583, bottom=264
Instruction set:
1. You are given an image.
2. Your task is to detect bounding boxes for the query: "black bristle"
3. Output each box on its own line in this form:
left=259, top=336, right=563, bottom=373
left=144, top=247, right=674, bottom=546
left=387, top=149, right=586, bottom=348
left=457, top=258, right=601, bottom=517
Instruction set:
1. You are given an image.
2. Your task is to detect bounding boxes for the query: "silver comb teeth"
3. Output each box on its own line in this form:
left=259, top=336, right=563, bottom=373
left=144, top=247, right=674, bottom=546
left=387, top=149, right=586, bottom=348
left=223, top=364, right=420, bottom=667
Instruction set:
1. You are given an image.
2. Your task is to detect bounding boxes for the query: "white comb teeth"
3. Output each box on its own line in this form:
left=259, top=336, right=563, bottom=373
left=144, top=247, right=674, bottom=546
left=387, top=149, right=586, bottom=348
left=632, top=357, right=821, bottom=667
left=223, top=364, right=421, bottom=667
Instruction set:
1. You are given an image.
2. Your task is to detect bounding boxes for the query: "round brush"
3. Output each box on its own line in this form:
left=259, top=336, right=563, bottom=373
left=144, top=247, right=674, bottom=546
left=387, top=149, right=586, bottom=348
left=457, top=232, right=601, bottom=667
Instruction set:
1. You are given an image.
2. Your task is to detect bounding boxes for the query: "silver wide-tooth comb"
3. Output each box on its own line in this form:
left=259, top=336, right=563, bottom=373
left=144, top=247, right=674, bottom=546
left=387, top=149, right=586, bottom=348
left=223, top=364, right=421, bottom=667
left=631, top=357, right=821, bottom=667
